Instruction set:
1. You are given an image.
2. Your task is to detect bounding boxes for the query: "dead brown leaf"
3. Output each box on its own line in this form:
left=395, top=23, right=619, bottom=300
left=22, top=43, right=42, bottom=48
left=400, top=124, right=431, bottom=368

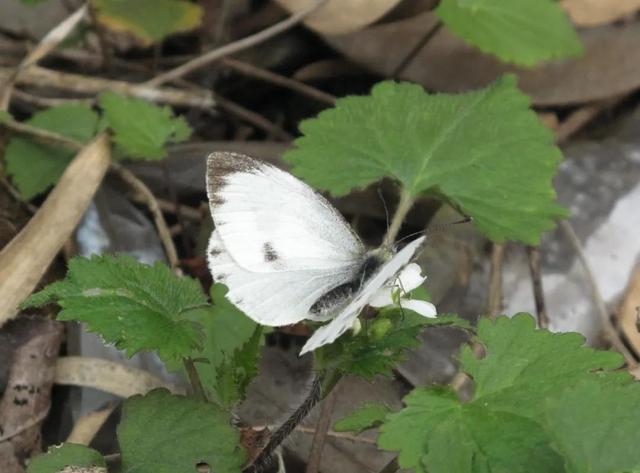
left=328, top=12, right=640, bottom=106
left=0, top=318, right=63, bottom=469
left=55, top=357, right=185, bottom=398
left=0, top=134, right=111, bottom=327
left=561, top=0, right=640, bottom=26
left=274, top=0, right=402, bottom=35
left=618, top=264, right=640, bottom=358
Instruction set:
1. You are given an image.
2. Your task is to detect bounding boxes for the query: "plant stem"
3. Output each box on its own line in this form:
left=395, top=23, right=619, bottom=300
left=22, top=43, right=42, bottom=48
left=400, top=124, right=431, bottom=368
left=183, top=358, right=207, bottom=402
left=246, top=375, right=323, bottom=472
left=382, top=188, right=415, bottom=248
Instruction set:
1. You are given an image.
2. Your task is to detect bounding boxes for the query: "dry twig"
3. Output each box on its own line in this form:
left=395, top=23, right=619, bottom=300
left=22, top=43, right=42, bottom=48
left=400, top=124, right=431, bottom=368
left=145, top=0, right=328, bottom=87
left=306, top=383, right=341, bottom=473
left=526, top=246, right=549, bottom=328
left=487, top=243, right=505, bottom=318
left=560, top=220, right=637, bottom=367
left=0, top=65, right=215, bottom=109
left=111, top=163, right=180, bottom=271
left=220, top=57, right=336, bottom=105
left=0, top=4, right=88, bottom=109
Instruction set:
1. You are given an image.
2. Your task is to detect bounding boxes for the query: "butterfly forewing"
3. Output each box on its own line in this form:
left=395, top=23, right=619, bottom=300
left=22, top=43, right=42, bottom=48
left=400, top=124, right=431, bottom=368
left=207, top=152, right=365, bottom=273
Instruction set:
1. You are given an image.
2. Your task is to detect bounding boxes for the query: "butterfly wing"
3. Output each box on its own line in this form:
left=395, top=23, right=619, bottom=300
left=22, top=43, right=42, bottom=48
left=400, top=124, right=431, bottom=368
left=299, top=236, right=426, bottom=355
left=206, top=152, right=366, bottom=326
left=207, top=152, right=364, bottom=272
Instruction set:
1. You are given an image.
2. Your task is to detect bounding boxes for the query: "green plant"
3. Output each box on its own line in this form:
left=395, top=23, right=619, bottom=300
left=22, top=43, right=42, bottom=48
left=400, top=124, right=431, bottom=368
left=15, top=75, right=640, bottom=473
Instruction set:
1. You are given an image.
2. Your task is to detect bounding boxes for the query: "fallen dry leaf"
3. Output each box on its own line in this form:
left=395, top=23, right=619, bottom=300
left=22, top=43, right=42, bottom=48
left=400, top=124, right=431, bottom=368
left=55, top=356, right=185, bottom=398
left=618, top=264, right=640, bottom=359
left=328, top=12, right=640, bottom=106
left=0, top=134, right=111, bottom=327
left=66, top=406, right=116, bottom=446
left=561, top=0, right=640, bottom=26
left=274, top=0, right=402, bottom=35
left=0, top=318, right=63, bottom=467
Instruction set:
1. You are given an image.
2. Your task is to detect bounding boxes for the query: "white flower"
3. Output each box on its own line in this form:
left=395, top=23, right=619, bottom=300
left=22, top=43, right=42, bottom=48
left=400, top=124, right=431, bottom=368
left=368, top=263, right=437, bottom=318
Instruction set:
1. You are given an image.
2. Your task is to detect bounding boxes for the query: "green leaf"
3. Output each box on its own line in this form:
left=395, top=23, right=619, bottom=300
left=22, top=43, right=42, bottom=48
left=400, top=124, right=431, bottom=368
left=334, top=402, right=391, bottom=433
left=19, top=0, right=49, bottom=5
left=178, top=284, right=261, bottom=407
left=4, top=105, right=98, bottom=199
left=378, top=314, right=636, bottom=473
left=214, top=325, right=262, bottom=408
left=27, top=443, right=105, bottom=473
left=545, top=378, right=640, bottom=473
left=92, top=0, right=203, bottom=44
left=316, top=314, right=424, bottom=379
left=284, top=76, right=566, bottom=244
left=460, top=314, right=622, bottom=418
left=24, top=255, right=205, bottom=364
left=99, top=92, right=191, bottom=160
left=118, top=389, right=245, bottom=473
left=436, top=0, right=582, bottom=67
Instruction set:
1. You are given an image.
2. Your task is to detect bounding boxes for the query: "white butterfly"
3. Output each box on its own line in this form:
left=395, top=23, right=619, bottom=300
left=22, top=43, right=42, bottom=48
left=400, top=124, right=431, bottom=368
left=206, top=152, right=436, bottom=355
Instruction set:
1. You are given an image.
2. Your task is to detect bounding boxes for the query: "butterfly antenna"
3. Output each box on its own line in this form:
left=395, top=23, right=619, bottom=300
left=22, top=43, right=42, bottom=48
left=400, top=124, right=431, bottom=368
left=394, top=215, right=473, bottom=249
left=377, top=186, right=390, bottom=234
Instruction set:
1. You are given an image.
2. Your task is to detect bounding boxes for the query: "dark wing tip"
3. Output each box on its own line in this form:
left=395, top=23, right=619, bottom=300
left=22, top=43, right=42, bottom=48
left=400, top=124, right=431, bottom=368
left=206, top=152, right=262, bottom=207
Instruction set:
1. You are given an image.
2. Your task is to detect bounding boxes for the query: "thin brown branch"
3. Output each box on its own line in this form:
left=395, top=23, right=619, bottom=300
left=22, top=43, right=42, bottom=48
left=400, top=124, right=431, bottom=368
left=111, top=163, right=180, bottom=271
left=306, top=383, right=340, bottom=473
left=221, top=57, right=336, bottom=105
left=560, top=220, right=637, bottom=367
left=0, top=4, right=88, bottom=110
left=249, top=425, right=377, bottom=445
left=487, top=243, right=505, bottom=318
left=526, top=246, right=549, bottom=328
left=392, top=20, right=442, bottom=78
left=213, top=94, right=293, bottom=141
left=145, top=0, right=328, bottom=87
left=12, top=89, right=94, bottom=108
left=1, top=113, right=85, bottom=151
left=0, top=65, right=215, bottom=109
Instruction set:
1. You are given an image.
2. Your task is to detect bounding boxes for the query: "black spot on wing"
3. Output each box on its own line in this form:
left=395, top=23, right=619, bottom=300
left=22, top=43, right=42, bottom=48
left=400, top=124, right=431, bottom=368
left=209, top=246, right=222, bottom=258
left=263, top=242, right=279, bottom=262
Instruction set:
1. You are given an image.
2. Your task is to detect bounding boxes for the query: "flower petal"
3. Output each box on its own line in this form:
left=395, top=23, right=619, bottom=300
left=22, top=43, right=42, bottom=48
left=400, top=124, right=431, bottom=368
left=397, top=263, right=426, bottom=292
left=368, top=286, right=394, bottom=308
left=401, top=299, right=437, bottom=318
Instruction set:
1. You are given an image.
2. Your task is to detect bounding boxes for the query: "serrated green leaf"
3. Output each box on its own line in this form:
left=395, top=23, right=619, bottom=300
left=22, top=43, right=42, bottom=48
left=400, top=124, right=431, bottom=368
left=545, top=378, right=640, bottom=473
left=461, top=314, right=623, bottom=418
left=334, top=402, right=391, bottom=433
left=178, top=284, right=261, bottom=407
left=99, top=92, right=191, bottom=160
left=4, top=105, right=98, bottom=199
left=118, top=389, right=245, bottom=473
left=285, top=76, right=566, bottom=244
left=317, top=316, right=423, bottom=379
left=27, top=443, right=106, bottom=473
left=436, top=0, right=582, bottom=67
left=378, top=314, right=635, bottom=473
left=92, top=0, right=203, bottom=44
left=214, top=325, right=262, bottom=408
left=24, top=255, right=205, bottom=364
